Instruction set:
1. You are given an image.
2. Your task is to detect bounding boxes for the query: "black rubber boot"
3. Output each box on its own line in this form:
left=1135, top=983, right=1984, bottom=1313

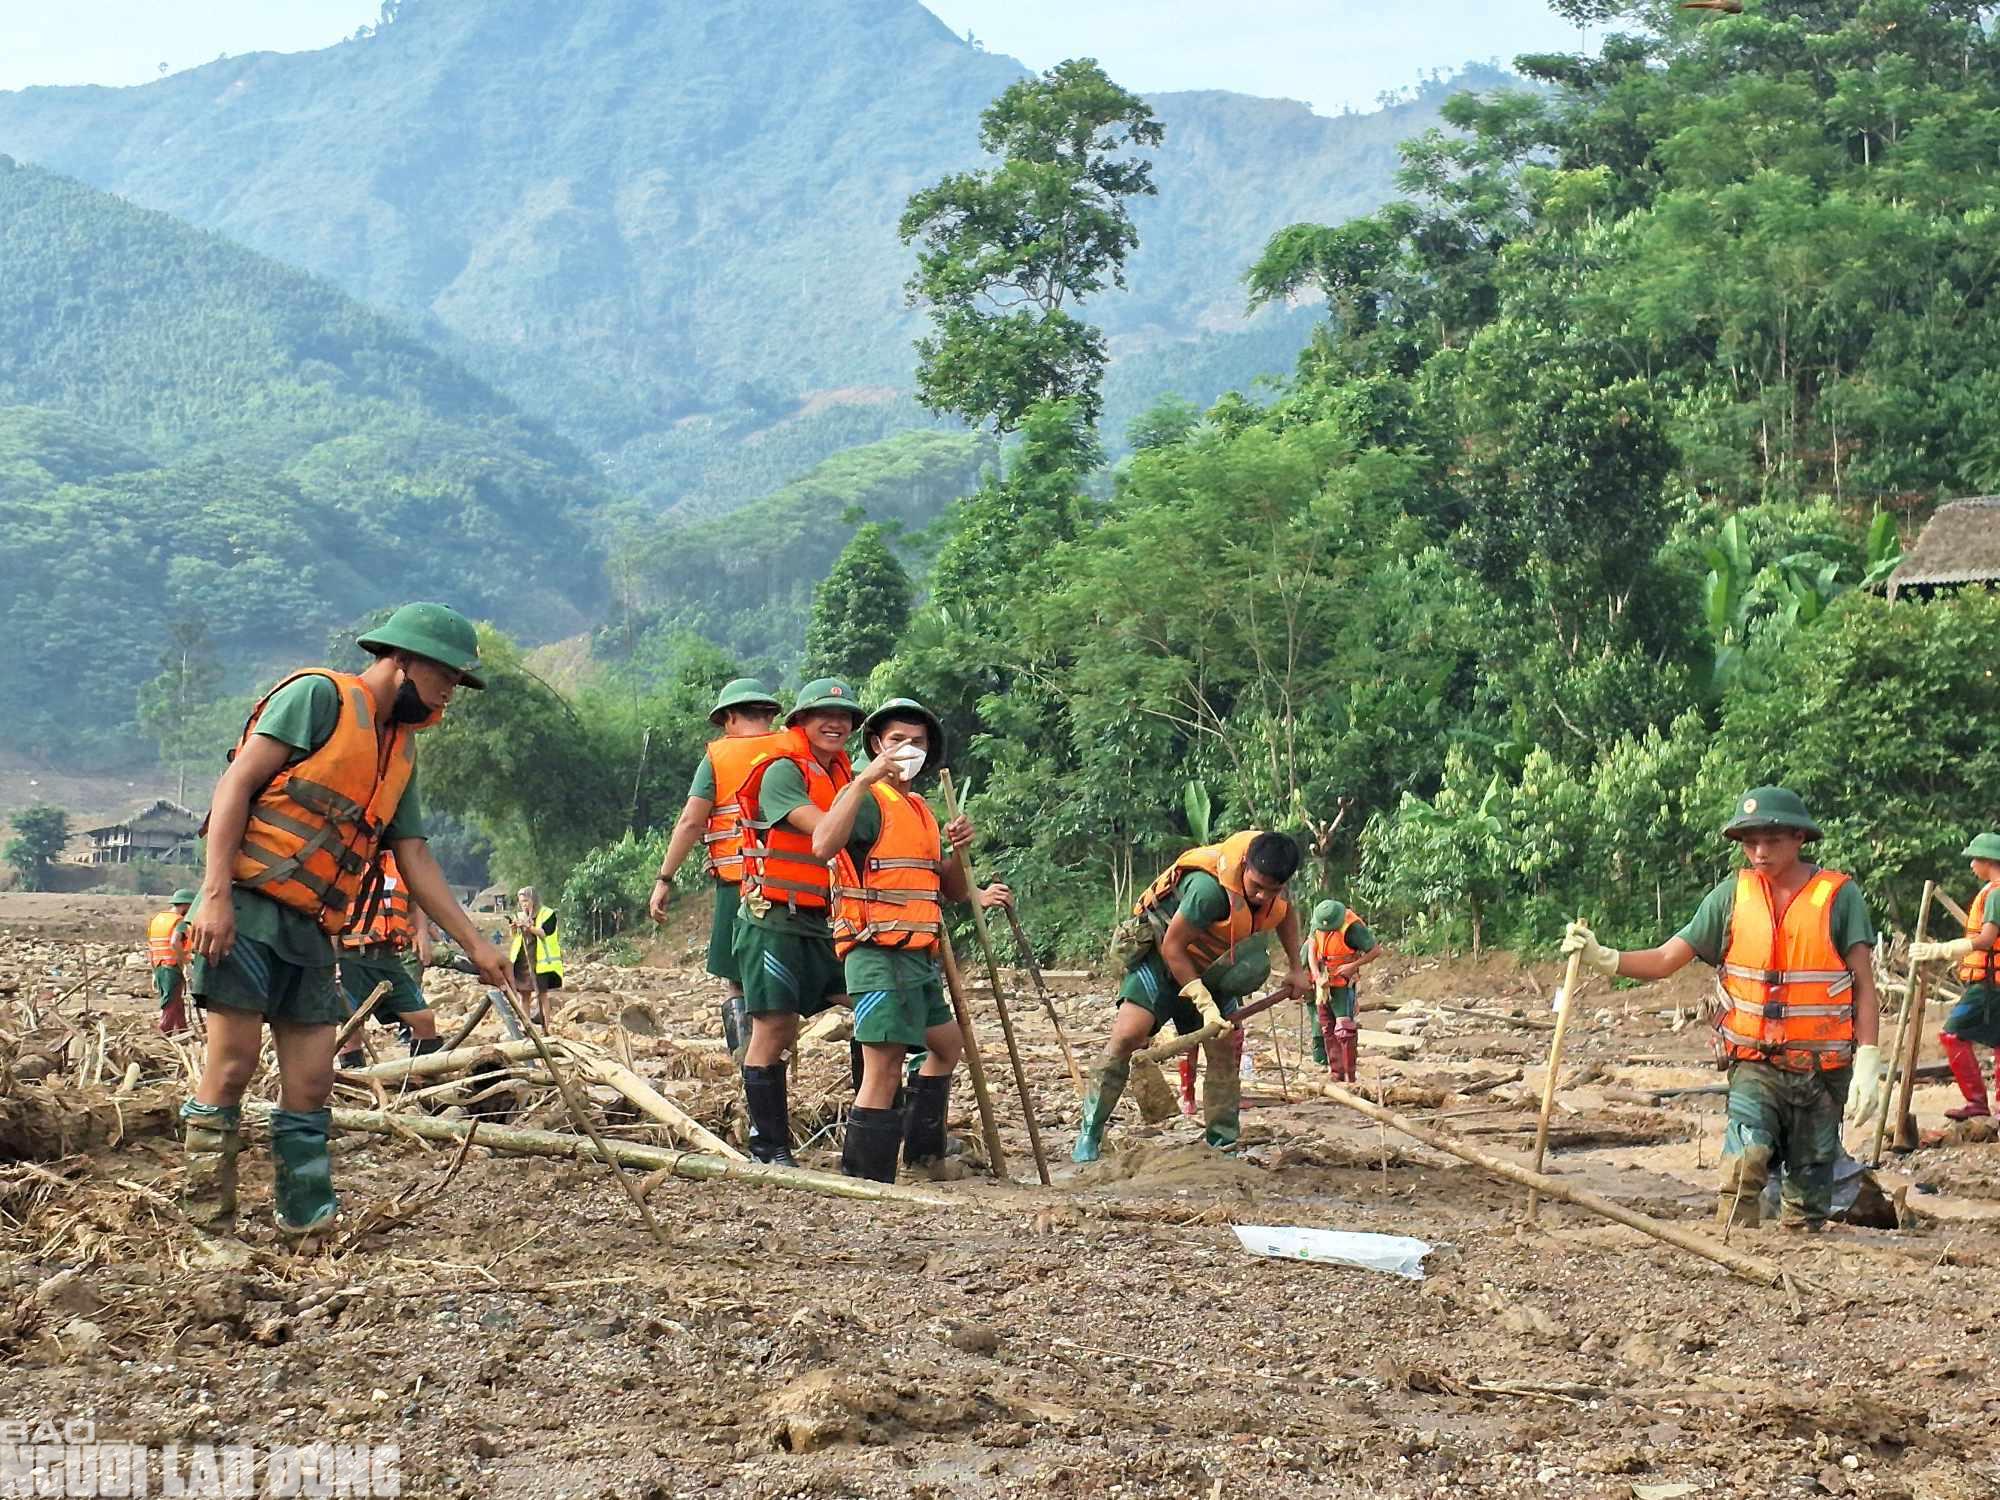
left=902, top=1073, right=951, bottom=1167
left=841, top=1105, right=904, bottom=1183
left=741, top=1063, right=796, bottom=1167
left=408, top=1035, right=446, bottom=1058
left=849, top=1038, right=864, bottom=1094
left=338, top=1050, right=366, bottom=1072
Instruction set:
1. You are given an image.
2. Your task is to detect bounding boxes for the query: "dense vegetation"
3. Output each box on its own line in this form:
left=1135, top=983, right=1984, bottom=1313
left=469, top=0, right=2000, bottom=963
left=0, top=161, right=608, bottom=763
left=0, top=0, right=1494, bottom=504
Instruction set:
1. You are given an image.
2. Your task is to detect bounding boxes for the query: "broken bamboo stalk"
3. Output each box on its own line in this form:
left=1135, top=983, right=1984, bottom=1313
left=1309, top=1082, right=1800, bottom=1290
left=256, top=1104, right=961, bottom=1208
left=330, top=980, right=395, bottom=1057
left=1876, top=879, right=1935, bottom=1164
left=442, top=992, right=495, bottom=1053
left=1527, top=937, right=1587, bottom=1221
left=1002, top=902, right=1083, bottom=1094
left=347, top=1038, right=548, bottom=1082
left=573, top=1052, right=746, bottom=1161
left=938, top=769, right=1049, bottom=1187
left=938, top=934, right=1010, bottom=1180
left=1428, top=1000, right=1558, bottom=1032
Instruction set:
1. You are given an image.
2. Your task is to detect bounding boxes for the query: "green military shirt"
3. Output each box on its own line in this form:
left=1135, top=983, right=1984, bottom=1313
left=688, top=757, right=717, bottom=801
left=841, top=776, right=951, bottom=993
left=1146, top=870, right=1273, bottom=999
left=738, top=756, right=838, bottom=937
left=1675, top=867, right=1876, bottom=968
left=236, top=673, right=427, bottom=965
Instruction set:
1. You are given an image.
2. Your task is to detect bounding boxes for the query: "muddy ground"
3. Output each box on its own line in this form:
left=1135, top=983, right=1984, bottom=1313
left=2, top=893, right=1997, bottom=1499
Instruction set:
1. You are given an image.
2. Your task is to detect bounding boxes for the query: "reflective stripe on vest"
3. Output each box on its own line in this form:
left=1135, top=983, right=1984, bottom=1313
left=339, top=851, right=414, bottom=951
left=1717, top=867, right=1856, bottom=1071
left=226, top=670, right=420, bottom=935
left=1134, top=830, right=1292, bottom=973
left=832, top=784, right=946, bottom=958
left=701, top=731, right=791, bottom=883
left=507, top=906, right=565, bottom=979
left=1959, top=882, right=1999, bottom=986
left=147, top=909, right=189, bottom=967
left=737, top=728, right=851, bottom=914
left=1310, top=910, right=1362, bottom=987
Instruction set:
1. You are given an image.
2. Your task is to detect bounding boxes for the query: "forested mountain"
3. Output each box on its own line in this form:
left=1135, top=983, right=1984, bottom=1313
left=0, top=159, right=610, bottom=762
left=0, top=0, right=1494, bottom=506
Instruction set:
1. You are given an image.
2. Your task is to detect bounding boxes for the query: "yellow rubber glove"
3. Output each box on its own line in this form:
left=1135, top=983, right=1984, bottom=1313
left=1559, top=919, right=1621, bottom=977
left=1843, top=1043, right=1886, bottom=1127
left=1910, top=937, right=1974, bottom=965
left=1181, top=978, right=1226, bottom=1030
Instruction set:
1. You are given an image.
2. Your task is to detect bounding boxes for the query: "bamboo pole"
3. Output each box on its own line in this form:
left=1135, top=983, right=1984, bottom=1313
left=1526, top=936, right=1588, bottom=1222
left=1001, top=903, right=1083, bottom=1094
left=1265, top=1007, right=1291, bottom=1101
left=347, top=1038, right=548, bottom=1082
left=1880, top=880, right=1938, bottom=1159
left=442, top=992, right=495, bottom=1053
left=331, top=980, right=394, bottom=1057
left=575, top=1052, right=747, bottom=1161
left=938, top=934, right=1011, bottom=1180
left=1309, top=1081, right=1801, bottom=1290
left=253, top=1104, right=961, bottom=1208
left=937, top=769, right=1049, bottom=1186
left=1134, top=1019, right=1229, bottom=1066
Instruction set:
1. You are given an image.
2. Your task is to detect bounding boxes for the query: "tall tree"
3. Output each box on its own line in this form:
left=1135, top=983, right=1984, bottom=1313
left=136, top=614, right=226, bottom=803
left=803, top=524, right=914, bottom=685
left=4, top=803, right=70, bottom=892
left=900, top=58, right=1163, bottom=431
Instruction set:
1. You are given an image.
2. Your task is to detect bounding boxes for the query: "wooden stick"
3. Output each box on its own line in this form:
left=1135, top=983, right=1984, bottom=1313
left=1134, top=1019, right=1229, bottom=1066
left=1001, top=903, right=1083, bottom=1094
left=253, top=1104, right=961, bottom=1208
left=938, top=933, right=1011, bottom=1181
left=1309, top=1082, right=1801, bottom=1289
left=442, top=992, right=494, bottom=1053
left=1937, top=891, right=1970, bottom=927
left=345, top=1038, right=548, bottom=1082
left=938, top=770, right=1050, bottom=1185
left=490, top=983, right=671, bottom=1248
left=1878, top=879, right=1937, bottom=1161
left=574, top=1052, right=747, bottom=1160
left=1527, top=936, right=1587, bottom=1222
left=1265, top=1006, right=1291, bottom=1102
left=331, top=980, right=394, bottom=1057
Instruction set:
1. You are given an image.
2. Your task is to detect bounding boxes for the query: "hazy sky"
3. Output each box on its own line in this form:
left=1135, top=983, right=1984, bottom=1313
left=0, top=1, right=1582, bottom=112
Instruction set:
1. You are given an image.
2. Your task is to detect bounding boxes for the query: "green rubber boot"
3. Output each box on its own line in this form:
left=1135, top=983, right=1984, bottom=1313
left=179, top=1100, right=241, bottom=1227
left=269, top=1107, right=338, bottom=1235
left=1072, top=1057, right=1130, bottom=1164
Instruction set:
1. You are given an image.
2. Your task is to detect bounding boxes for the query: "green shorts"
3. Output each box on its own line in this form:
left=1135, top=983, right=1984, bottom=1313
left=152, top=965, right=184, bottom=1007
left=190, top=935, right=344, bottom=1027
left=1118, top=953, right=1256, bottom=1038
left=1945, top=981, right=2000, bottom=1047
left=707, top=881, right=742, bottom=984
left=852, top=976, right=953, bottom=1048
left=339, top=950, right=431, bottom=1019
left=734, top=918, right=845, bottom=1017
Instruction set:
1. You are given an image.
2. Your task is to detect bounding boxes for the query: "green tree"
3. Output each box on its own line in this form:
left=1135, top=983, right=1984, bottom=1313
left=803, top=523, right=913, bottom=685
left=4, top=803, right=69, bottom=891
left=136, top=614, right=226, bottom=802
left=900, top=58, right=1164, bottom=431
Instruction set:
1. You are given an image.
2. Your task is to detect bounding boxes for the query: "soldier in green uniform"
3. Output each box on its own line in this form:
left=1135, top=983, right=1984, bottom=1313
left=1911, top=832, right=2000, bottom=1120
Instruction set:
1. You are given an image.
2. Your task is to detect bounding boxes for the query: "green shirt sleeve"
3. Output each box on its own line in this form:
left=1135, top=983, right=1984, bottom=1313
left=1348, top=922, right=1377, bottom=954
left=1176, top=872, right=1232, bottom=929
left=757, top=759, right=813, bottom=829
left=1829, top=881, right=1875, bottom=953
left=1675, top=877, right=1739, bottom=967
left=843, top=787, right=883, bottom=865
left=250, top=674, right=341, bottom=758
left=689, top=755, right=717, bottom=801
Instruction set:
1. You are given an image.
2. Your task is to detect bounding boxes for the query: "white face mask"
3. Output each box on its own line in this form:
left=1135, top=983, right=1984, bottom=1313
left=887, top=745, right=927, bottom=780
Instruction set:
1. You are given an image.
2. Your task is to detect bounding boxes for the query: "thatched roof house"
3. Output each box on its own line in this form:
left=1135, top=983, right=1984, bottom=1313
left=82, top=799, right=199, bottom=865
left=1887, top=498, right=2000, bottom=600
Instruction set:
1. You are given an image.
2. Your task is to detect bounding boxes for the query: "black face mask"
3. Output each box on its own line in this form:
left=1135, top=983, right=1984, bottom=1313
left=391, top=679, right=435, bottom=725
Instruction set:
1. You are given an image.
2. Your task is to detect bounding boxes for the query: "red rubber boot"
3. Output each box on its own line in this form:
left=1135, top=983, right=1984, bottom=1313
left=1941, top=1033, right=1991, bottom=1120
left=1177, top=1052, right=1198, bottom=1117
left=1333, top=1019, right=1359, bottom=1083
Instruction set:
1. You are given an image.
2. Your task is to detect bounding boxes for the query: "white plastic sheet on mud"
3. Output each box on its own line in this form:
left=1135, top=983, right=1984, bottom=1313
left=1231, top=1224, right=1434, bottom=1279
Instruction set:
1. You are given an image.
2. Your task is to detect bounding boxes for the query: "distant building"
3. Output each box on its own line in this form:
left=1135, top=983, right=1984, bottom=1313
left=1886, top=498, right=2000, bottom=601
left=82, top=799, right=199, bottom=865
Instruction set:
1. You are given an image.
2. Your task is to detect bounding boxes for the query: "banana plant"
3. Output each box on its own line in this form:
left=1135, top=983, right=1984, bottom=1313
left=1184, top=779, right=1213, bottom=845
left=1860, top=510, right=1902, bottom=590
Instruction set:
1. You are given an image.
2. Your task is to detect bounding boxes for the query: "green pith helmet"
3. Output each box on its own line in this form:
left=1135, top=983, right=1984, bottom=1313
left=171, top=888, right=198, bottom=906
left=1721, top=786, right=1822, bottom=842
left=356, top=603, right=485, bottom=689
left=709, top=677, right=781, bottom=727
left=860, top=697, right=947, bottom=772
left=1963, top=833, right=2000, bottom=862
left=1311, top=898, right=1348, bottom=931
left=787, top=677, right=863, bottom=727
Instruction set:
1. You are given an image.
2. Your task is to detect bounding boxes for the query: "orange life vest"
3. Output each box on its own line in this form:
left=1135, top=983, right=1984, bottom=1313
left=147, top=909, right=190, bottom=968
left=832, top=783, right=946, bottom=958
left=736, top=727, right=851, bottom=916
left=1960, top=881, right=1999, bottom=986
left=226, top=670, right=422, bottom=935
left=1717, top=867, right=1856, bottom=1072
left=1310, top=909, right=1363, bottom=987
left=340, top=849, right=415, bottom=952
left=1134, top=831, right=1293, bottom=972
left=701, top=731, right=790, bottom=883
